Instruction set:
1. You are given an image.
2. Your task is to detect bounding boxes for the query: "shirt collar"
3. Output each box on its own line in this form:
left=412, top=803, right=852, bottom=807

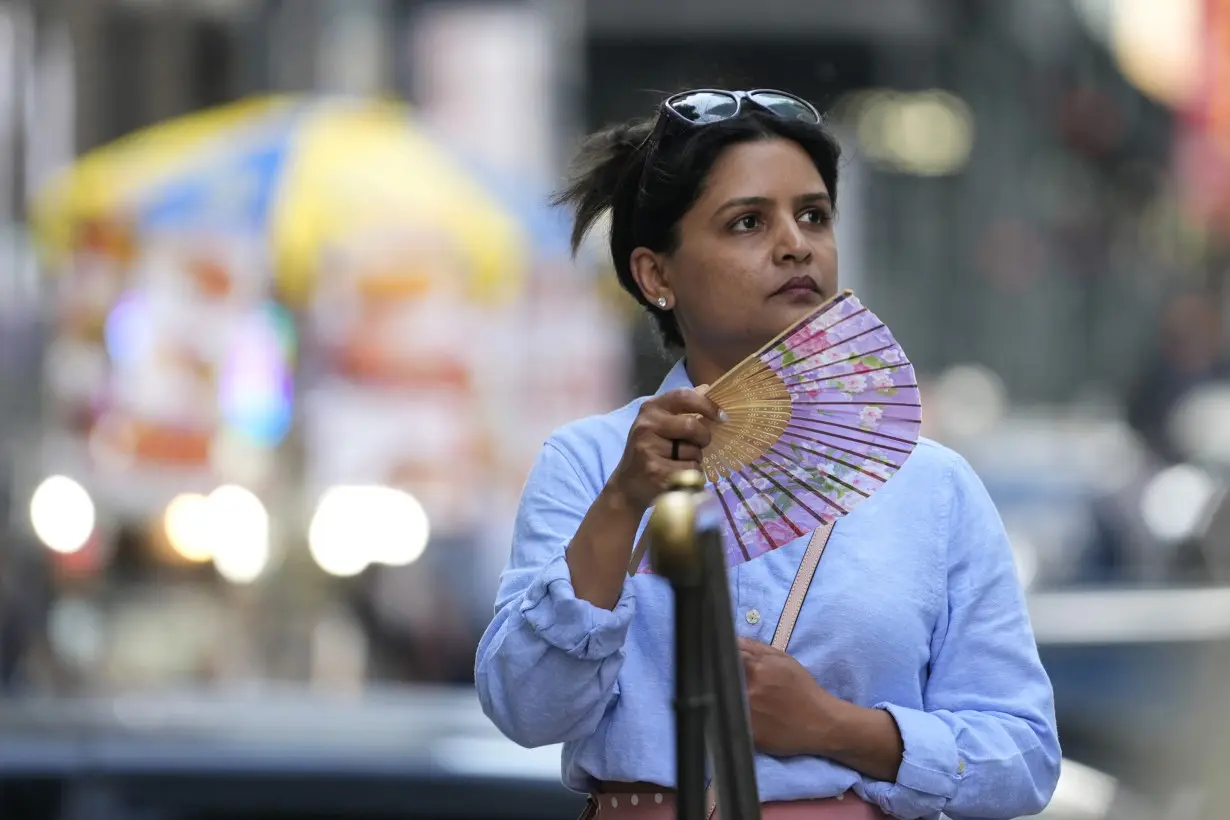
left=655, top=358, right=695, bottom=395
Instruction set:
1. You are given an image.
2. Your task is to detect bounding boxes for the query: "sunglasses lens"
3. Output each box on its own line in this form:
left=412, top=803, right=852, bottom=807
left=669, top=91, right=740, bottom=124
left=750, top=92, right=820, bottom=123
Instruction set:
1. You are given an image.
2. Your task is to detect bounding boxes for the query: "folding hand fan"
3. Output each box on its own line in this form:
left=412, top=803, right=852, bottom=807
left=632, top=289, right=922, bottom=574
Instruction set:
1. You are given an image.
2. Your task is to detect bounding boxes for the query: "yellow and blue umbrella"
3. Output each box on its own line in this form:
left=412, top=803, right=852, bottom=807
left=32, top=95, right=549, bottom=455
left=31, top=94, right=531, bottom=306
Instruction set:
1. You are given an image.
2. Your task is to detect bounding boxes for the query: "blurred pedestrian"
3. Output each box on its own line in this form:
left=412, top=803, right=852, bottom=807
left=1126, top=292, right=1230, bottom=463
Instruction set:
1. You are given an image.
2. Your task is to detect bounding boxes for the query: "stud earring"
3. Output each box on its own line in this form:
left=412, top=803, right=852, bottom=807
left=656, top=296, right=669, bottom=309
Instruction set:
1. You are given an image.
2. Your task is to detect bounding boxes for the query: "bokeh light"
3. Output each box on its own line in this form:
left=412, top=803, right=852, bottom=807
left=29, top=475, right=95, bottom=554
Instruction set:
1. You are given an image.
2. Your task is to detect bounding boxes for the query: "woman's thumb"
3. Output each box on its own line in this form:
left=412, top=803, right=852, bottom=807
left=693, top=384, right=728, bottom=421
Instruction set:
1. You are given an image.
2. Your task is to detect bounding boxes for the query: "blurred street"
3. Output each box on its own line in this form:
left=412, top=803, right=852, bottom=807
left=0, top=0, right=1228, bottom=818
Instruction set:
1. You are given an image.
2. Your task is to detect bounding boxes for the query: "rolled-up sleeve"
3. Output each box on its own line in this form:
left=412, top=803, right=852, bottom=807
left=859, top=454, right=1061, bottom=820
left=475, top=439, right=635, bottom=748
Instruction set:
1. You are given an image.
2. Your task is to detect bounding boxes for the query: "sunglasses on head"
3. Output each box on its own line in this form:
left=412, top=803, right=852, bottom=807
left=662, top=88, right=820, bottom=127
left=633, top=89, right=822, bottom=198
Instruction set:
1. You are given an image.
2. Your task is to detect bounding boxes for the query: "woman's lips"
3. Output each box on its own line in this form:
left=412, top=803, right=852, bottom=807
left=772, top=276, right=820, bottom=296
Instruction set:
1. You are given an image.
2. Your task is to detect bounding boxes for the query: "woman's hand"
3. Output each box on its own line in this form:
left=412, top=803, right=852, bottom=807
left=605, top=387, right=725, bottom=513
left=565, top=386, right=723, bottom=610
left=739, top=637, right=838, bottom=757
left=739, top=638, right=904, bottom=780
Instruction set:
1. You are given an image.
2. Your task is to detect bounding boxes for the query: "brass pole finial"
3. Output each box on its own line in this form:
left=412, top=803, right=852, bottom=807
left=648, top=469, right=709, bottom=579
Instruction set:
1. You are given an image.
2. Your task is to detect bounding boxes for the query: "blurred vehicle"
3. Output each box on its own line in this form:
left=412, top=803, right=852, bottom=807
left=0, top=686, right=582, bottom=820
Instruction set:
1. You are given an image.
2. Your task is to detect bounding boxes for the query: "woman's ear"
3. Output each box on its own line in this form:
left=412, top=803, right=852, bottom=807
left=630, top=247, right=672, bottom=308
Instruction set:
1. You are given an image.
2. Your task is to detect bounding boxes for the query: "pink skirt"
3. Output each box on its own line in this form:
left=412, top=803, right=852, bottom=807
left=591, top=791, right=886, bottom=819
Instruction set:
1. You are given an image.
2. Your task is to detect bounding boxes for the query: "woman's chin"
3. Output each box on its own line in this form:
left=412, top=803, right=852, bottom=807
left=768, top=294, right=826, bottom=327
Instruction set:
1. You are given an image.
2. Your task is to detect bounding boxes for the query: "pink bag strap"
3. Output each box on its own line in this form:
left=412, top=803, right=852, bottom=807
left=705, top=520, right=837, bottom=818
left=770, top=519, right=835, bottom=651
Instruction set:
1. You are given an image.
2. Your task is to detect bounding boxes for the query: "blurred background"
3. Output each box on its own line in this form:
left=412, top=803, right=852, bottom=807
left=0, top=0, right=1227, bottom=818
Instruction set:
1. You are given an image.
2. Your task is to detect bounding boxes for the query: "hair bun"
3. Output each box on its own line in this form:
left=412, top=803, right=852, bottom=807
left=552, top=118, right=655, bottom=255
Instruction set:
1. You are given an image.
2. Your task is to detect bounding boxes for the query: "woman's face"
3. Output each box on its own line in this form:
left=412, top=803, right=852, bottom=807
left=632, top=137, right=839, bottom=362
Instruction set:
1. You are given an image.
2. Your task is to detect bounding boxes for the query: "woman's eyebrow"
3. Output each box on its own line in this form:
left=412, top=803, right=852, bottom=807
left=714, top=195, right=772, bottom=215
left=714, top=192, right=831, bottom=216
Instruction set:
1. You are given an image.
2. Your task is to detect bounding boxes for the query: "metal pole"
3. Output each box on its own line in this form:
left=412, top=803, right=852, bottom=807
left=672, top=557, right=708, bottom=820
left=649, top=470, right=762, bottom=820
left=649, top=471, right=710, bottom=820
left=700, top=522, right=762, bottom=820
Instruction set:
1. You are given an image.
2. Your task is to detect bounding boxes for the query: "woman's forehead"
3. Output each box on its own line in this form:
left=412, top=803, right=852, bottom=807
left=699, top=139, right=828, bottom=202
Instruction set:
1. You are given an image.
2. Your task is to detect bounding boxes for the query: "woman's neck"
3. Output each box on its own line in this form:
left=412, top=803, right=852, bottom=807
left=683, top=346, right=743, bottom=389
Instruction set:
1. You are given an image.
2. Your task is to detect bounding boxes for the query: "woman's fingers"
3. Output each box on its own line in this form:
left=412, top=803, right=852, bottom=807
left=650, top=411, right=713, bottom=450
left=654, top=387, right=726, bottom=423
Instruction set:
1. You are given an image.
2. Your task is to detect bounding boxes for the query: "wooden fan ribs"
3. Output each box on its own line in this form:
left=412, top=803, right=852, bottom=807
left=704, top=357, right=791, bottom=482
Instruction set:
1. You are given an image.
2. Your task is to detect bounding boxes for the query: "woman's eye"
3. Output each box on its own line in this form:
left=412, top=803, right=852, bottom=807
left=732, top=214, right=761, bottom=232
left=801, top=208, right=833, bottom=225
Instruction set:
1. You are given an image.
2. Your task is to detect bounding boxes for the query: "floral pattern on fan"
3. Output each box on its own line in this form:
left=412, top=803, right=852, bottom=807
left=632, top=290, right=921, bottom=573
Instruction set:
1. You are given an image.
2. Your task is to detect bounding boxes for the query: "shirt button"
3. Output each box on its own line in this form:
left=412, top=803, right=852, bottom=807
left=745, top=609, right=761, bottom=625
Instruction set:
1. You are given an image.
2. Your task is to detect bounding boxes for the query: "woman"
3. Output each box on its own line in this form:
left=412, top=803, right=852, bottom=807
left=475, top=89, right=1060, bottom=819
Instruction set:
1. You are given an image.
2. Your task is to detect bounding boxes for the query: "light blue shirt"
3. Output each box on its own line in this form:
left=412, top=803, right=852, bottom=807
left=475, top=361, right=1060, bottom=820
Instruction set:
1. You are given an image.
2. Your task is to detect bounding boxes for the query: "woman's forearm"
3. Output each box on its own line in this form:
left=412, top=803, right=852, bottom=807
left=565, top=486, right=645, bottom=610
left=807, top=697, right=904, bottom=783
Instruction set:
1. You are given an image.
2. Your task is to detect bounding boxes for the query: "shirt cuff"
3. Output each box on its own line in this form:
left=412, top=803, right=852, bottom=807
left=858, top=703, right=960, bottom=818
left=519, top=551, right=636, bottom=660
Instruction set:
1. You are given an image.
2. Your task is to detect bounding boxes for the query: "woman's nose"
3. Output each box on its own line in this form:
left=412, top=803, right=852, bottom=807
left=774, top=221, right=813, bottom=264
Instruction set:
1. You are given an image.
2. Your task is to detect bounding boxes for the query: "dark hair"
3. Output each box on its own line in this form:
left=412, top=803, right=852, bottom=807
left=553, top=99, right=842, bottom=348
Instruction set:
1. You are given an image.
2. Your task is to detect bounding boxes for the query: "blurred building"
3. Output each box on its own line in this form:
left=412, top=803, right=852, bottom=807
left=30, top=0, right=1221, bottom=399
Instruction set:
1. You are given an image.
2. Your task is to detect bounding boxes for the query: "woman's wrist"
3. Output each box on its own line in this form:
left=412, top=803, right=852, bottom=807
left=800, top=687, right=847, bottom=757
left=597, top=481, right=647, bottom=521
left=804, top=695, right=904, bottom=782
left=565, top=483, right=646, bottom=610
